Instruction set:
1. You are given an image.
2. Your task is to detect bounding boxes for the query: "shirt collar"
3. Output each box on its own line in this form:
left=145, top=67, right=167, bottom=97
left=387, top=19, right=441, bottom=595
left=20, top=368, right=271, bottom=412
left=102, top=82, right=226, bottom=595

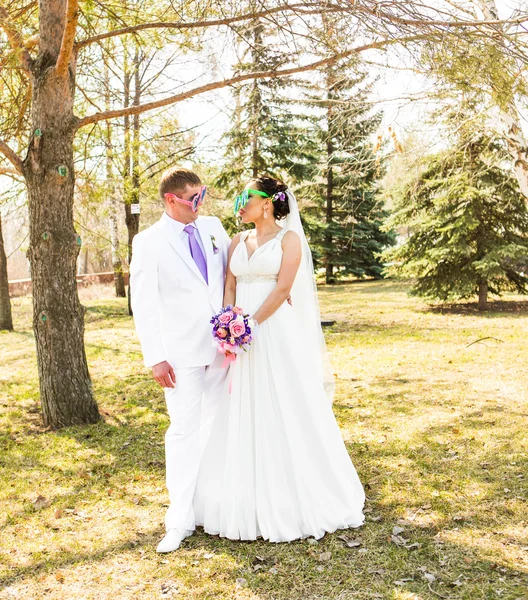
left=162, top=212, right=197, bottom=235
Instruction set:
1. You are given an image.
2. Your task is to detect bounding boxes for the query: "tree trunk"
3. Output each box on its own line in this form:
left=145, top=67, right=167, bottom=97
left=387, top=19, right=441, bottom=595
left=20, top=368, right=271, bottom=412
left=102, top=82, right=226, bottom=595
left=478, top=279, right=488, bottom=311
left=110, top=211, right=126, bottom=296
left=325, top=157, right=334, bottom=284
left=0, top=213, right=14, bottom=331
left=250, top=79, right=260, bottom=178
left=124, top=45, right=141, bottom=315
left=123, top=44, right=131, bottom=255
left=325, top=66, right=335, bottom=285
left=250, top=18, right=263, bottom=178
left=80, top=248, right=89, bottom=274
left=23, top=0, right=100, bottom=428
left=105, top=56, right=126, bottom=298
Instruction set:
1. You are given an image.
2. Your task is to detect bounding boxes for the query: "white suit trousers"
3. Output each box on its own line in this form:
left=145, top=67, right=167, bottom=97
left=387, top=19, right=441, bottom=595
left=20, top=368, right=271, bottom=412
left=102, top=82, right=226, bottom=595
left=163, top=352, right=227, bottom=531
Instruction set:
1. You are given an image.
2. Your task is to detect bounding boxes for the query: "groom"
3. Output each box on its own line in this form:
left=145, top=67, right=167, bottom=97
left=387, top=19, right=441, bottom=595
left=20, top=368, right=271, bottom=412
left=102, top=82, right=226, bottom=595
left=130, top=167, right=231, bottom=552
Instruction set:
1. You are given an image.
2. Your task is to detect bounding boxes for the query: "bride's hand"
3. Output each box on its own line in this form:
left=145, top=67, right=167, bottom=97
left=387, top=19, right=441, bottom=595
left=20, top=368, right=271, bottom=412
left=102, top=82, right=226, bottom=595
left=249, top=318, right=259, bottom=338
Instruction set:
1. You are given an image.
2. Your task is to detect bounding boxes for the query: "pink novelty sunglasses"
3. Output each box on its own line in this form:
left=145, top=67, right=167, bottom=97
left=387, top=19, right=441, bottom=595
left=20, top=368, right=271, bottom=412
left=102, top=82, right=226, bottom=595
left=164, top=186, right=206, bottom=212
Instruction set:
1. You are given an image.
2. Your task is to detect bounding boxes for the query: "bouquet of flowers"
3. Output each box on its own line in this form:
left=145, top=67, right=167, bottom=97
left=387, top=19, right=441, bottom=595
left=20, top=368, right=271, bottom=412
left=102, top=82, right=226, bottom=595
left=211, top=305, right=253, bottom=357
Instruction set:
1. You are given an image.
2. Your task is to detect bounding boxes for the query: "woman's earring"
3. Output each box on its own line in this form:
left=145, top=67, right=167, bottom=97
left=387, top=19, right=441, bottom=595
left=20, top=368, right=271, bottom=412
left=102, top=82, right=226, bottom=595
left=264, top=209, right=268, bottom=219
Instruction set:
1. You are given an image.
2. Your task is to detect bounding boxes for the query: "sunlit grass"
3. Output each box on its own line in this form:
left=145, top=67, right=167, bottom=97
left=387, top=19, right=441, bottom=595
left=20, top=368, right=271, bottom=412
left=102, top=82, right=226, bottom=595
left=0, top=281, right=527, bottom=599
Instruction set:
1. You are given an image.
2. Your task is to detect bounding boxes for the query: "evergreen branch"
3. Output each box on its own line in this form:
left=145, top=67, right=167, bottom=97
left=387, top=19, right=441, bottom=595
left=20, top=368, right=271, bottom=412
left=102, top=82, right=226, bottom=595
left=0, top=140, right=23, bottom=174
left=75, top=34, right=429, bottom=129
left=55, top=0, right=79, bottom=77
left=0, top=3, right=33, bottom=72
left=74, top=3, right=329, bottom=49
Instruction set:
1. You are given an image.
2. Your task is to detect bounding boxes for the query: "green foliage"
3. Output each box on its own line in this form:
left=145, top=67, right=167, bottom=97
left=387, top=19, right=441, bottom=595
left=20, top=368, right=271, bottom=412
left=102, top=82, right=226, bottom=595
left=215, top=18, right=315, bottom=202
left=384, top=135, right=528, bottom=303
left=421, top=36, right=528, bottom=116
left=299, top=61, right=395, bottom=279
left=216, top=22, right=395, bottom=279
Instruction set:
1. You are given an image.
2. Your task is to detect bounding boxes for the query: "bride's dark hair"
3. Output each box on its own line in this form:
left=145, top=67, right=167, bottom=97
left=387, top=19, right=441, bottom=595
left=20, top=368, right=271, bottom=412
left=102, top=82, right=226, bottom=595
left=251, top=176, right=290, bottom=220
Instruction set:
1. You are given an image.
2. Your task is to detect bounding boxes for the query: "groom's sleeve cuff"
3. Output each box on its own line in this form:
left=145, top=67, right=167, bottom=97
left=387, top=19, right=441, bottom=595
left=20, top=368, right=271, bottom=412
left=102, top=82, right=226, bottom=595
left=143, top=349, right=167, bottom=369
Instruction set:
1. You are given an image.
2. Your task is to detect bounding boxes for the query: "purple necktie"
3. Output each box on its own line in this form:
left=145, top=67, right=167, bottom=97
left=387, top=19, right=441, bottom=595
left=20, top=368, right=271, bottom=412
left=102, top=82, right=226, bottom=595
left=184, top=224, right=208, bottom=284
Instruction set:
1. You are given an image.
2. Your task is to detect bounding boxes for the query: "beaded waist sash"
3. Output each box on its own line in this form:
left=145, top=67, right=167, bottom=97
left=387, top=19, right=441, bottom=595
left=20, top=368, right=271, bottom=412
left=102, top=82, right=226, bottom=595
left=237, top=274, right=278, bottom=284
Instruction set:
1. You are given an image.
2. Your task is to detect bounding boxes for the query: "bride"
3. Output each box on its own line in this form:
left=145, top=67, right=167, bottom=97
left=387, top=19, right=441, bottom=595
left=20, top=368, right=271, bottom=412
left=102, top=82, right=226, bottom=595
left=194, top=175, right=365, bottom=542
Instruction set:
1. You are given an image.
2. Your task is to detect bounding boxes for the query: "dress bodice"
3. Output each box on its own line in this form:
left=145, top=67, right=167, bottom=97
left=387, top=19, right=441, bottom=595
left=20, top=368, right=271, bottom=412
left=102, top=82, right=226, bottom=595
left=230, top=229, right=287, bottom=283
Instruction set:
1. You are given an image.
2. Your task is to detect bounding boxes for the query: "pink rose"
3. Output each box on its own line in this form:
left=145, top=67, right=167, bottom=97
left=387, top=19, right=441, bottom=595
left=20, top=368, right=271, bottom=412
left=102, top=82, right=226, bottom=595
left=216, top=328, right=228, bottom=339
left=218, top=311, right=233, bottom=324
left=232, top=306, right=244, bottom=315
left=229, top=319, right=246, bottom=338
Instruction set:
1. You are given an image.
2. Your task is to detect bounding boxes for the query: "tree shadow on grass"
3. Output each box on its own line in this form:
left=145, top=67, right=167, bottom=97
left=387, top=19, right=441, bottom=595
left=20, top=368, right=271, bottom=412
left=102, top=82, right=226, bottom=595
left=2, top=529, right=527, bottom=600
left=0, top=383, right=168, bottom=530
left=0, top=329, right=34, bottom=340
left=422, top=299, right=528, bottom=317
left=84, top=341, right=141, bottom=356
left=0, top=529, right=164, bottom=589
left=2, top=408, right=528, bottom=599
left=193, top=536, right=528, bottom=600
left=319, top=279, right=410, bottom=297
left=84, top=303, right=131, bottom=324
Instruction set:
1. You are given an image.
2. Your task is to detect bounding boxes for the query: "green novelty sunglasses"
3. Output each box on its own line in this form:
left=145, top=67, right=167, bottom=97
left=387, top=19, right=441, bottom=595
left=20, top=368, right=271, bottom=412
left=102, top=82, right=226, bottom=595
left=233, top=188, right=270, bottom=215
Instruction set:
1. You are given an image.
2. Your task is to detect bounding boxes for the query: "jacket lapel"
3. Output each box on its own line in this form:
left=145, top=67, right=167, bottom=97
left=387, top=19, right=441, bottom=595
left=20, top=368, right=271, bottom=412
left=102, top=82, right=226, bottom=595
left=162, top=217, right=208, bottom=286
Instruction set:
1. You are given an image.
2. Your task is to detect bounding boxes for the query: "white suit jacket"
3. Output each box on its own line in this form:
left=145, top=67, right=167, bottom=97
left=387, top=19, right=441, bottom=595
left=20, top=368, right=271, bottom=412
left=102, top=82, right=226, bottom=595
left=130, top=213, right=231, bottom=368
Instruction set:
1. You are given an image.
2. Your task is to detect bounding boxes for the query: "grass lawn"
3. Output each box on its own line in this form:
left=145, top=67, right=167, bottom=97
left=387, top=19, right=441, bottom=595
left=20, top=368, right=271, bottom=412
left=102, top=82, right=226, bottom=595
left=0, top=280, right=527, bottom=600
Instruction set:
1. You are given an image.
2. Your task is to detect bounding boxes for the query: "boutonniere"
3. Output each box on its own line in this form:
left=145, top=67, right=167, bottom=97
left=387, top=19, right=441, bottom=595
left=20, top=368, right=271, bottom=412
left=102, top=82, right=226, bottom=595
left=210, top=235, right=219, bottom=255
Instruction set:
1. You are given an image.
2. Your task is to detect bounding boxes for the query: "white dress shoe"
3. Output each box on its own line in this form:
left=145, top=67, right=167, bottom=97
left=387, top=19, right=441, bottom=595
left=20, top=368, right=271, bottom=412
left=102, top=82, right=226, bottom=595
left=156, top=528, right=194, bottom=553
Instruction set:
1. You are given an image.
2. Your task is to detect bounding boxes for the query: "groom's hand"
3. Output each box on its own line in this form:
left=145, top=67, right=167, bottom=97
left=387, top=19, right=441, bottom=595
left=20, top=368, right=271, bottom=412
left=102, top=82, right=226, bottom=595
left=152, top=361, right=176, bottom=388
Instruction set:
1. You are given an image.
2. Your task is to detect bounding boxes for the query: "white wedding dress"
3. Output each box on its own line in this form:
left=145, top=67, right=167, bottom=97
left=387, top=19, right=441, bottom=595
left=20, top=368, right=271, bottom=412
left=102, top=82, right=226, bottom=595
left=193, top=225, right=365, bottom=542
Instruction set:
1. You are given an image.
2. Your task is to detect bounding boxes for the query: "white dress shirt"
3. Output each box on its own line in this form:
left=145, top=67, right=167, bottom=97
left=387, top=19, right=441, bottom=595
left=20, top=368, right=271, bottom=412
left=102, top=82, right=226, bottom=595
left=162, top=211, right=208, bottom=268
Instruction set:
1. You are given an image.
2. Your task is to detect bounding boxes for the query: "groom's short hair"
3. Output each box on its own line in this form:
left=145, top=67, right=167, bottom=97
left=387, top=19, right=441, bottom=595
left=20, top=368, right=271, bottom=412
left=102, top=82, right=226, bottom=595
left=159, top=167, right=202, bottom=200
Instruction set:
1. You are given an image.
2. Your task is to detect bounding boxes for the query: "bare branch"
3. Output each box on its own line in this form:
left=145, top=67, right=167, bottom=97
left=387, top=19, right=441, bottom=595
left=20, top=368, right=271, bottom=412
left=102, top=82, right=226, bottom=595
left=15, top=80, right=32, bottom=137
left=0, top=166, right=21, bottom=177
left=0, top=3, right=33, bottom=72
left=74, top=0, right=528, bottom=52
left=24, top=34, right=39, bottom=50
left=76, top=35, right=430, bottom=129
left=56, top=0, right=79, bottom=76
left=466, top=336, right=504, bottom=347
left=0, top=140, right=23, bottom=175
left=12, top=1, right=37, bottom=21
left=0, top=166, right=14, bottom=175
left=348, top=0, right=528, bottom=30
left=74, top=3, right=333, bottom=49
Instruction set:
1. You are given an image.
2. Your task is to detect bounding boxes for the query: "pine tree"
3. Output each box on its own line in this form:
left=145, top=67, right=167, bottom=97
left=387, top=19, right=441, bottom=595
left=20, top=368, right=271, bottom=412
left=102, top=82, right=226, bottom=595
left=215, top=16, right=314, bottom=202
left=383, top=134, right=528, bottom=310
left=216, top=14, right=395, bottom=276
left=299, top=60, right=395, bottom=282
